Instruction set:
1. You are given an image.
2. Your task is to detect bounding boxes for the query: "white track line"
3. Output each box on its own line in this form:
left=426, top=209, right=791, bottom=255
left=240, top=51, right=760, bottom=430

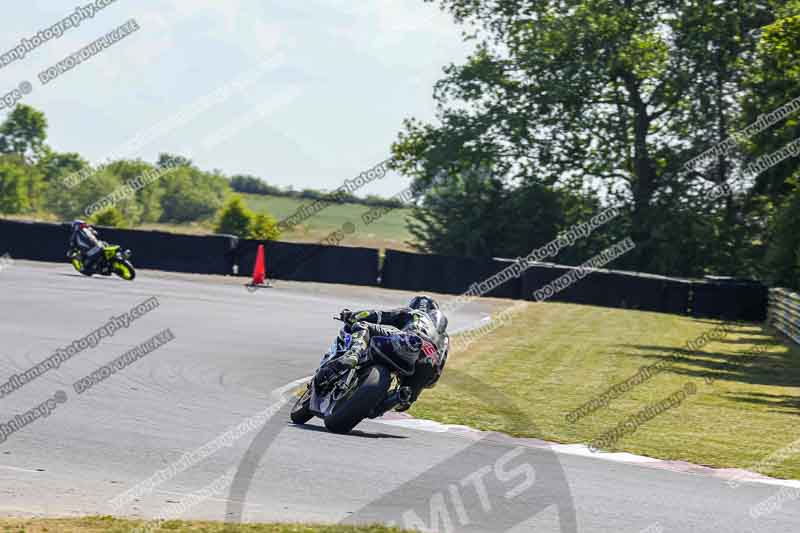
left=154, top=489, right=264, bottom=506
left=373, top=412, right=800, bottom=489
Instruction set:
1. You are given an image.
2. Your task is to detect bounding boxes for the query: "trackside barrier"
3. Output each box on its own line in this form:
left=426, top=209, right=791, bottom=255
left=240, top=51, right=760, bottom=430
left=234, top=239, right=379, bottom=286
left=380, top=249, right=521, bottom=299
left=520, top=266, right=692, bottom=314
left=380, top=249, right=766, bottom=320
left=0, top=219, right=70, bottom=262
left=0, top=218, right=770, bottom=322
left=768, top=288, right=800, bottom=345
left=98, top=227, right=237, bottom=275
left=0, top=218, right=237, bottom=275
left=691, top=277, right=768, bottom=322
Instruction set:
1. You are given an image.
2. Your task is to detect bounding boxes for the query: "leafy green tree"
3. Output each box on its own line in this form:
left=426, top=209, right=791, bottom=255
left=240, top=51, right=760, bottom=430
left=0, top=106, right=49, bottom=213
left=88, top=206, right=129, bottom=228
left=105, top=159, right=154, bottom=182
left=156, top=153, right=192, bottom=169
left=407, top=165, right=508, bottom=256
left=136, top=177, right=164, bottom=224
left=215, top=195, right=254, bottom=237
left=0, top=105, right=48, bottom=163
left=765, top=177, right=800, bottom=289
left=44, top=168, right=123, bottom=220
left=103, top=159, right=162, bottom=224
left=730, top=3, right=800, bottom=282
left=250, top=212, right=281, bottom=240
left=0, top=158, right=31, bottom=213
left=36, top=150, right=87, bottom=183
left=740, top=3, right=800, bottom=199
left=395, top=0, right=776, bottom=274
left=408, top=164, right=610, bottom=261
left=159, top=166, right=229, bottom=222
left=230, top=174, right=282, bottom=195
left=214, top=196, right=281, bottom=239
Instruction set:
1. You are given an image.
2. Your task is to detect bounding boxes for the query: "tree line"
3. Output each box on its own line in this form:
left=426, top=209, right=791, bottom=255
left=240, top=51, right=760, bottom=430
left=0, top=105, right=395, bottom=241
left=392, top=0, right=800, bottom=290
left=229, top=174, right=405, bottom=209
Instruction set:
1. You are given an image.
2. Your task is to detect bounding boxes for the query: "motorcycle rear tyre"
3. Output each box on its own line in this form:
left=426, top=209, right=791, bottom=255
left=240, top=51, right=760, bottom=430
left=324, top=365, right=391, bottom=434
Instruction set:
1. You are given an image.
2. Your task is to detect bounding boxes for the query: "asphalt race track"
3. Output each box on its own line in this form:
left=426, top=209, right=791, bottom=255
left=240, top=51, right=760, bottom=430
left=1, top=261, right=799, bottom=532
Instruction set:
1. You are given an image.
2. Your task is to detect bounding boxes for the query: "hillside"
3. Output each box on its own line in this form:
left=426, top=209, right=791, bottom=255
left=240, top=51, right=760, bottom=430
left=240, top=193, right=414, bottom=250
left=5, top=193, right=416, bottom=252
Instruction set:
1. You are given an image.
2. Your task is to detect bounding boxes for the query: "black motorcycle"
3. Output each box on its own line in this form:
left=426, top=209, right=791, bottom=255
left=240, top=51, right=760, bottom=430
left=291, top=316, right=440, bottom=434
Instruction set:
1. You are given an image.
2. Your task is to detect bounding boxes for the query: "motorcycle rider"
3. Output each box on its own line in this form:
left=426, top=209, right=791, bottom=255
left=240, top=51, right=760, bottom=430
left=69, top=220, right=105, bottom=274
left=316, top=295, right=449, bottom=411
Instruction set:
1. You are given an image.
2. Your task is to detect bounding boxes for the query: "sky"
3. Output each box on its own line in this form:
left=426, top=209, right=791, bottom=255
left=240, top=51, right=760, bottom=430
left=0, top=0, right=474, bottom=197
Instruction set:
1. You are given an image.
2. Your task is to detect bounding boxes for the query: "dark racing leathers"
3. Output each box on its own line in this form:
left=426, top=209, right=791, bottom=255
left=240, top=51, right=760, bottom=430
left=69, top=226, right=104, bottom=273
left=336, top=308, right=449, bottom=408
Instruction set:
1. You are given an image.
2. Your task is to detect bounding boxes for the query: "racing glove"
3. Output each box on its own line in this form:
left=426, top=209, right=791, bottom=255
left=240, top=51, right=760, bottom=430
left=339, top=308, right=356, bottom=324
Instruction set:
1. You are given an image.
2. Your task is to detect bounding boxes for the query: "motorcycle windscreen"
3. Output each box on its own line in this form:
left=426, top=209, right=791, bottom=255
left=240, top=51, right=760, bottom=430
left=320, top=329, right=352, bottom=365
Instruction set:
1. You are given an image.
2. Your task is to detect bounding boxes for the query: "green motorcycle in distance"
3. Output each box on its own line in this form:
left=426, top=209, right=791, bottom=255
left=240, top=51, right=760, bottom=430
left=68, top=244, right=136, bottom=281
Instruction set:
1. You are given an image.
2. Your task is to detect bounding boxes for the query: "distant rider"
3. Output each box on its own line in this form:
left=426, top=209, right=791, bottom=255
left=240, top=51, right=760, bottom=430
left=69, top=220, right=105, bottom=274
left=316, top=295, right=449, bottom=411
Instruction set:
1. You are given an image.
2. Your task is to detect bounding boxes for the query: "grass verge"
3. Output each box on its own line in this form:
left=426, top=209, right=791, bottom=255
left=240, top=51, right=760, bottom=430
left=410, top=301, right=800, bottom=480
left=0, top=517, right=404, bottom=532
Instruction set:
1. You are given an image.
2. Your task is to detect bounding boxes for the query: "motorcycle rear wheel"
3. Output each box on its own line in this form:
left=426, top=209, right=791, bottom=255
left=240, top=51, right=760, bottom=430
left=71, top=258, right=92, bottom=276
left=324, top=365, right=391, bottom=434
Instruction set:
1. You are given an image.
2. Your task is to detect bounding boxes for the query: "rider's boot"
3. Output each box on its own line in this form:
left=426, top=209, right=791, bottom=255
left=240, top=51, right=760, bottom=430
left=395, top=363, right=436, bottom=412
left=83, top=247, right=102, bottom=274
left=336, top=324, right=368, bottom=370
left=315, top=342, right=363, bottom=386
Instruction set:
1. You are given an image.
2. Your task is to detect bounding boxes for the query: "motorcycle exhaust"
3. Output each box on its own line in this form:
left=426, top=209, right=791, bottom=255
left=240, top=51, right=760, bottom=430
left=369, top=387, right=412, bottom=418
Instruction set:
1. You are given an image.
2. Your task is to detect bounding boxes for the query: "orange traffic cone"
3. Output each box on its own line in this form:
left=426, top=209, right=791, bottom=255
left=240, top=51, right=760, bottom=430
left=247, top=244, right=272, bottom=290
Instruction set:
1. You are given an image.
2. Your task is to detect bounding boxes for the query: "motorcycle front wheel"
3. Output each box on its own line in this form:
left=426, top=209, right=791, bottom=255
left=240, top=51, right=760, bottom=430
left=324, top=365, right=391, bottom=434
left=290, top=385, right=313, bottom=425
left=112, top=259, right=136, bottom=280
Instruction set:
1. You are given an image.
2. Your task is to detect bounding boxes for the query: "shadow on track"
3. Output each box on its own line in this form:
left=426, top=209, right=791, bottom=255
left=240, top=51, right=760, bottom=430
left=289, top=422, right=408, bottom=439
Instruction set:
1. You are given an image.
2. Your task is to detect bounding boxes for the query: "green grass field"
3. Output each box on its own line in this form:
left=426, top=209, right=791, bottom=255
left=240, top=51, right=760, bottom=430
left=411, top=301, right=800, bottom=480
left=240, top=194, right=414, bottom=250
left=0, top=517, right=404, bottom=533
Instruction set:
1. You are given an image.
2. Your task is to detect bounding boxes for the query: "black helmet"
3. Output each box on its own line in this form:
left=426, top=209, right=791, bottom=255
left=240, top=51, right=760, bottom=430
left=408, top=295, right=440, bottom=315
left=71, top=220, right=87, bottom=232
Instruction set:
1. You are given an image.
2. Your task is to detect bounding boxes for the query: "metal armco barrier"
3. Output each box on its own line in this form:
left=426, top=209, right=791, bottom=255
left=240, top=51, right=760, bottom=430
left=768, top=288, right=800, bottom=345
